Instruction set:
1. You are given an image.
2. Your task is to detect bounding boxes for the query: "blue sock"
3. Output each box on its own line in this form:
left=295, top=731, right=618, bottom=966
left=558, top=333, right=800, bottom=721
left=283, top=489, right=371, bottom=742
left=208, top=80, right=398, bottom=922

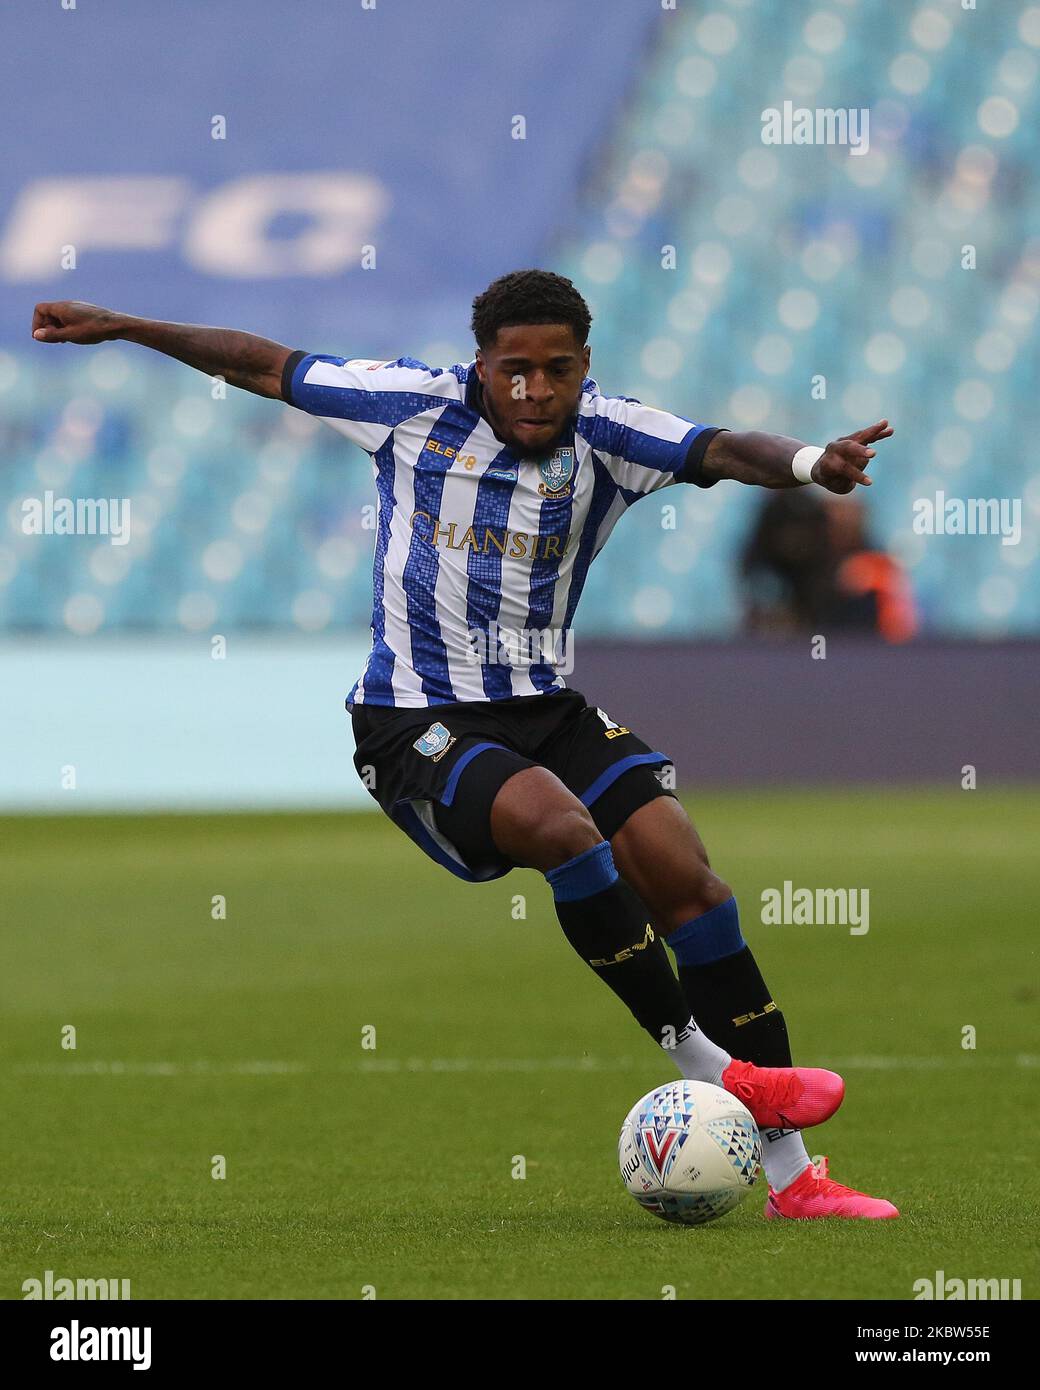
left=665, top=895, right=744, bottom=967
left=545, top=840, right=617, bottom=902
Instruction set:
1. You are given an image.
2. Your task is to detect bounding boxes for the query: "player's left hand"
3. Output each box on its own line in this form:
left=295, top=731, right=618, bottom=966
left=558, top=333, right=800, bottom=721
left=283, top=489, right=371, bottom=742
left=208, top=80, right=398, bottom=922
left=812, top=420, right=893, bottom=494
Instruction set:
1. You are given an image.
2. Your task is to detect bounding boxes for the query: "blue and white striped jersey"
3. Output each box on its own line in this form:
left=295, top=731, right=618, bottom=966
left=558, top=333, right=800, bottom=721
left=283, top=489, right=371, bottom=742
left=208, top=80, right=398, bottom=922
left=282, top=351, right=722, bottom=707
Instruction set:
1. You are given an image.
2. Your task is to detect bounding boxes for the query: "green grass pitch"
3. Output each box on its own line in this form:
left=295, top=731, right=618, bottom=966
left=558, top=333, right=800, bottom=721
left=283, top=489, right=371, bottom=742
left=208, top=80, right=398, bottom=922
left=2, top=787, right=1037, bottom=1301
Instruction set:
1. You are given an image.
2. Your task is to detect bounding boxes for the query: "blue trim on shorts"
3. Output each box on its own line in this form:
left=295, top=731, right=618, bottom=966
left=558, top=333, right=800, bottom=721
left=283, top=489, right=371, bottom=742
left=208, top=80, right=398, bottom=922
left=396, top=800, right=511, bottom=884
left=577, top=751, right=671, bottom=808
left=440, top=740, right=513, bottom=807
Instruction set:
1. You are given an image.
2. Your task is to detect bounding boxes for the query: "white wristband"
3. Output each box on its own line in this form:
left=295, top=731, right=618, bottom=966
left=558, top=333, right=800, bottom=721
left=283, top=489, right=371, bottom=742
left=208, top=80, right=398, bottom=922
left=791, top=445, right=824, bottom=484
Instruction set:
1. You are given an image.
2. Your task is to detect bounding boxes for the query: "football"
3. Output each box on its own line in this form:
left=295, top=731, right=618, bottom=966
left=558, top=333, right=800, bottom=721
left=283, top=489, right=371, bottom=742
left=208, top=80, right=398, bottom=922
left=618, top=1080, right=762, bottom=1226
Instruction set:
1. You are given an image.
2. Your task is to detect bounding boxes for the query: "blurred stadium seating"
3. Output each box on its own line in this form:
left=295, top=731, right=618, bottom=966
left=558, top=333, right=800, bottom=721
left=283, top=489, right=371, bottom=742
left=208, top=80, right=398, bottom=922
left=2, top=0, right=1038, bottom=639
left=556, top=0, right=1040, bottom=637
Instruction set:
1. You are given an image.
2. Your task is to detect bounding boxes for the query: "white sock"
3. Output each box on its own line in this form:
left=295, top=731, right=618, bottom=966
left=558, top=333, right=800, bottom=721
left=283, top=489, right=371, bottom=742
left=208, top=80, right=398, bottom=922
left=667, top=1016, right=730, bottom=1087
left=759, top=1128, right=812, bottom=1192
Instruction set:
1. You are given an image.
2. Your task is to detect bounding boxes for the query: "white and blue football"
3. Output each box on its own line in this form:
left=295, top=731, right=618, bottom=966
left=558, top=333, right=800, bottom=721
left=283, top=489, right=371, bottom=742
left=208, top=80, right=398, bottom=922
left=618, top=1079, right=762, bottom=1226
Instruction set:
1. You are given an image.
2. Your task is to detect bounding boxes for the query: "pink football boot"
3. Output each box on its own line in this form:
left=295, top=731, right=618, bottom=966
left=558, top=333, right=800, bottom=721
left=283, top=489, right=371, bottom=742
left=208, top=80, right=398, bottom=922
left=721, top=1057, right=845, bottom=1130
left=765, top=1156, right=900, bottom=1220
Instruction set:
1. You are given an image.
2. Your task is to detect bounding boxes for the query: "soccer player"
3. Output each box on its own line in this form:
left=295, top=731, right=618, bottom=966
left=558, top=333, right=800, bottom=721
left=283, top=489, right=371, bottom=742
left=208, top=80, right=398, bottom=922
left=32, top=271, right=898, bottom=1219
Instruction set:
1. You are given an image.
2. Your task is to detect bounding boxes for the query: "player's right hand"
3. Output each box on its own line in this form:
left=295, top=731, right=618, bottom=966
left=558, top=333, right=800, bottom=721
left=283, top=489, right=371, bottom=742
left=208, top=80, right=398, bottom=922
left=32, top=301, right=125, bottom=345
left=813, top=419, right=894, bottom=494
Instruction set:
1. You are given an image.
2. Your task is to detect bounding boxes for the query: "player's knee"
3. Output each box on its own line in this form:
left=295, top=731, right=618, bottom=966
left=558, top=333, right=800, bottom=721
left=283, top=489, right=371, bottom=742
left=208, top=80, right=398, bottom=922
left=491, top=770, right=601, bottom=871
left=665, top=862, right=733, bottom=929
left=533, top=805, right=603, bottom=871
left=508, top=804, right=602, bottom=872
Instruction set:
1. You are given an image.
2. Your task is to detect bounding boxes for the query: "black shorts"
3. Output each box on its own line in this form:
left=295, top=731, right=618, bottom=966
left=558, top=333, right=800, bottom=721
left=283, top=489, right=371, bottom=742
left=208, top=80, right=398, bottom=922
left=349, top=686, right=677, bottom=883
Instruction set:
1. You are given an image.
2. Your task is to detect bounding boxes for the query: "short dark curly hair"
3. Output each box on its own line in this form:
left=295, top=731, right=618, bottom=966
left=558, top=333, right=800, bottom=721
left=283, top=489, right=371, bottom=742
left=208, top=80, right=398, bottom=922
left=471, top=268, right=592, bottom=350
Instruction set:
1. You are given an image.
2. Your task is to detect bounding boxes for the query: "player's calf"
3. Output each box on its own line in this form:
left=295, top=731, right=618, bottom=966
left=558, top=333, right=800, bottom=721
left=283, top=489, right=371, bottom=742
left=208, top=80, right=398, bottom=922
left=612, top=797, right=841, bottom=1186
left=546, top=838, right=732, bottom=1084
left=612, top=797, right=732, bottom=927
left=613, top=803, right=799, bottom=1081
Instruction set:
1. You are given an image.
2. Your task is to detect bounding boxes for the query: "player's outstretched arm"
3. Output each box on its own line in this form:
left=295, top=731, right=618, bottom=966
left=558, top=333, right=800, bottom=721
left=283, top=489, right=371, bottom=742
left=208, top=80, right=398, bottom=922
left=701, top=421, right=894, bottom=494
left=31, top=300, right=292, bottom=399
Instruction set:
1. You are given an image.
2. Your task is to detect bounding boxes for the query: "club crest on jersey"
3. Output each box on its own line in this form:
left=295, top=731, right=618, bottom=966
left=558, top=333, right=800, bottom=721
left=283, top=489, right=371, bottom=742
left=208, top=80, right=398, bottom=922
left=413, top=722, right=456, bottom=761
left=537, top=447, right=575, bottom=498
